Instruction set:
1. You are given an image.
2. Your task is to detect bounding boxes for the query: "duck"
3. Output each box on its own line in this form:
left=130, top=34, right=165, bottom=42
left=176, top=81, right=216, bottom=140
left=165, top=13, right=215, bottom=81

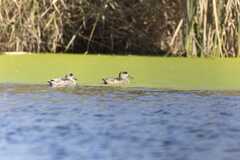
left=48, top=73, right=78, bottom=88
left=102, top=71, right=133, bottom=85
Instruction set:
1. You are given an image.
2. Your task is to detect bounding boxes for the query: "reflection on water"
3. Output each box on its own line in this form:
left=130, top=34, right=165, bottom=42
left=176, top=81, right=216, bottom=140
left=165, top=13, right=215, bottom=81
left=0, top=84, right=240, bottom=160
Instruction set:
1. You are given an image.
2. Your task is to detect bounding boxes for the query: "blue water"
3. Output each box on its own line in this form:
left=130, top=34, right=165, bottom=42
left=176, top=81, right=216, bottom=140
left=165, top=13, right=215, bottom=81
left=0, top=84, right=240, bottom=160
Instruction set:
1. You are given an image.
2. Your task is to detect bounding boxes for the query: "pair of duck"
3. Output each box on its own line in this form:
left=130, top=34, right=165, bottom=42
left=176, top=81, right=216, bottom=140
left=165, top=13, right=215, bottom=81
left=48, top=72, right=133, bottom=88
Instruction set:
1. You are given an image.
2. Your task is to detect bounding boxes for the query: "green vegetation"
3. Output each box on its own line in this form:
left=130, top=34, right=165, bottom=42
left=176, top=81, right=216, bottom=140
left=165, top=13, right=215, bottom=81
left=1, top=54, right=240, bottom=90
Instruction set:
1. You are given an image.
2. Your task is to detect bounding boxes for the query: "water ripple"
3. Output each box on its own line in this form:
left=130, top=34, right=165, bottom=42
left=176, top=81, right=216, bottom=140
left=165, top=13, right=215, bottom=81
left=0, top=84, right=240, bottom=160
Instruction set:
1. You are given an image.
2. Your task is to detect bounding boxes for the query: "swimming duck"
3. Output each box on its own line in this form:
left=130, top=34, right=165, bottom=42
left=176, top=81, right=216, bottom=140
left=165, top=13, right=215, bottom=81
left=48, top=73, right=78, bottom=88
left=102, top=72, right=133, bottom=85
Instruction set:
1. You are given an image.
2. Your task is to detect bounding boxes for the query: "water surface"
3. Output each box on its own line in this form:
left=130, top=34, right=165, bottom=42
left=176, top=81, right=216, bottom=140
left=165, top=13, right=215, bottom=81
left=0, top=84, right=240, bottom=160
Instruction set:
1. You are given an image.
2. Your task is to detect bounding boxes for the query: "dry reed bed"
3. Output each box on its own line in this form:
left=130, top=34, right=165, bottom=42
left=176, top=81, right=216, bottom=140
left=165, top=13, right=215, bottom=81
left=181, top=0, right=240, bottom=57
left=0, top=0, right=239, bottom=57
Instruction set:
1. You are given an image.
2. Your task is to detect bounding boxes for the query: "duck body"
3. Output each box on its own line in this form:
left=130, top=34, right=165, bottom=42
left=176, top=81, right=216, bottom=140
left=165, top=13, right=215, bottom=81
left=102, top=78, right=129, bottom=85
left=102, top=72, right=132, bottom=85
left=48, top=73, right=78, bottom=88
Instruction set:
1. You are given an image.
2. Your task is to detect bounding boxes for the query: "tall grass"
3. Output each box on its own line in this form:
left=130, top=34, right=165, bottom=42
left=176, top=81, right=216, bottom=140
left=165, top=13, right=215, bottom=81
left=0, top=0, right=171, bottom=54
left=183, top=0, right=240, bottom=57
left=0, top=0, right=239, bottom=57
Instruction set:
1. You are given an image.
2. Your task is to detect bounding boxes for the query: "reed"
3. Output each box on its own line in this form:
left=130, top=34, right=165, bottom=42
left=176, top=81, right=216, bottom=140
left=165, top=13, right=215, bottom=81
left=0, top=0, right=169, bottom=54
left=0, top=0, right=240, bottom=57
left=183, top=0, right=240, bottom=57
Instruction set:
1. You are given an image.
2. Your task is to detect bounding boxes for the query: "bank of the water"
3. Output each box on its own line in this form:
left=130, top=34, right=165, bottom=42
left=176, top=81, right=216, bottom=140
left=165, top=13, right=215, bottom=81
left=0, top=54, right=240, bottom=90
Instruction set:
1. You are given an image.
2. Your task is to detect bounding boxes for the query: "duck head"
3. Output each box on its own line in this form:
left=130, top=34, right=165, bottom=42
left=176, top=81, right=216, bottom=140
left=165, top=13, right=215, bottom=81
left=66, top=73, right=78, bottom=81
left=119, top=71, right=133, bottom=80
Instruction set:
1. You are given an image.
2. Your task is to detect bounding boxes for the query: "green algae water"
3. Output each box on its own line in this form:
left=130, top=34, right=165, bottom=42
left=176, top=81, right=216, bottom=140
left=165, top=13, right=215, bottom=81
left=0, top=54, right=240, bottom=90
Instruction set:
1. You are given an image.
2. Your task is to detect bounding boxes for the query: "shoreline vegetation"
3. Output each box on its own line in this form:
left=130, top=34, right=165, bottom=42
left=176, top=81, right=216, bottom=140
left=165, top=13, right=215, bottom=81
left=1, top=54, right=240, bottom=90
left=0, top=0, right=239, bottom=57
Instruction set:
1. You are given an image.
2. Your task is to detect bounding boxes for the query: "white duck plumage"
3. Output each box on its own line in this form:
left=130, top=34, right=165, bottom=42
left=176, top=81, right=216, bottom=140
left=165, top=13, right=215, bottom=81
left=48, top=73, right=78, bottom=88
left=102, top=72, right=133, bottom=85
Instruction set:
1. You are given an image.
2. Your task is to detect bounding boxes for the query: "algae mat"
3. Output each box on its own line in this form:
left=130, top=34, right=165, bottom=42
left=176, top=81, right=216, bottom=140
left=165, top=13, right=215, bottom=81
left=0, top=54, right=240, bottom=90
